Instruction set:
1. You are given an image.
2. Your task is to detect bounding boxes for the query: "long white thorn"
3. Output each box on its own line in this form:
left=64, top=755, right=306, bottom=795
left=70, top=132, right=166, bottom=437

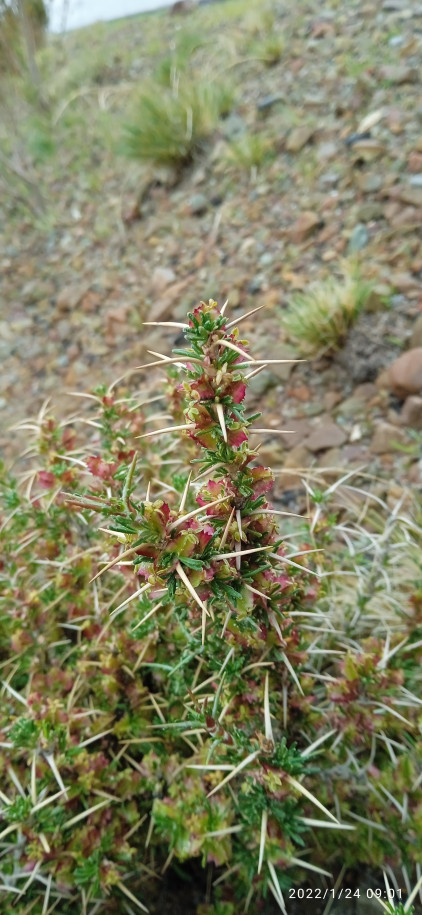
left=179, top=471, right=193, bottom=514
left=280, top=652, right=303, bottom=695
left=31, top=788, right=67, bottom=814
left=235, top=510, right=242, bottom=570
left=226, top=303, right=268, bottom=328
left=250, top=508, right=305, bottom=518
left=7, top=766, right=26, bottom=797
left=207, top=750, right=260, bottom=797
left=218, top=339, right=252, bottom=362
left=90, top=545, right=140, bottom=583
left=288, top=855, right=332, bottom=877
left=132, top=601, right=163, bottom=632
left=244, top=364, right=269, bottom=380
left=301, top=729, right=337, bottom=758
left=202, top=605, right=207, bottom=646
left=64, top=799, right=110, bottom=829
left=263, top=672, right=274, bottom=743
left=170, top=495, right=229, bottom=530
left=245, top=582, right=268, bottom=600
left=44, top=752, right=68, bottom=799
left=215, top=403, right=227, bottom=442
left=299, top=817, right=355, bottom=830
left=139, top=355, right=202, bottom=369
left=143, top=321, right=189, bottom=329
left=258, top=809, right=268, bottom=875
left=116, top=881, right=149, bottom=913
left=2, top=681, right=28, bottom=706
left=42, top=873, right=52, bottom=915
left=287, top=775, right=338, bottom=823
left=220, top=299, right=229, bottom=315
left=213, top=545, right=272, bottom=561
left=267, top=862, right=287, bottom=914
left=110, top=583, right=152, bottom=620
left=219, top=506, right=235, bottom=550
left=176, top=563, right=209, bottom=616
left=137, top=423, right=195, bottom=439
left=404, top=872, right=422, bottom=912
left=269, top=552, right=320, bottom=577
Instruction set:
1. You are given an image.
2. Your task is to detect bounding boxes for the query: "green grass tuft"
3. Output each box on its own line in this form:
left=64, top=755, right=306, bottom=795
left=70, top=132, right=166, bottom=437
left=282, top=261, right=373, bottom=356
left=124, top=78, right=234, bottom=169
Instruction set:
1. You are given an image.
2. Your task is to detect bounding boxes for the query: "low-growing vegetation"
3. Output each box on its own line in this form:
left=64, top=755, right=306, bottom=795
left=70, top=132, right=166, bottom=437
left=1, top=300, right=421, bottom=914
left=124, top=78, right=235, bottom=170
left=282, top=261, right=373, bottom=356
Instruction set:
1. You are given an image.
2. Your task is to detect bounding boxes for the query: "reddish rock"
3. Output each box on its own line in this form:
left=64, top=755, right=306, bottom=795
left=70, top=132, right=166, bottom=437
left=323, top=391, right=343, bottom=410
left=387, top=348, right=422, bottom=398
left=408, top=461, right=422, bottom=484
left=400, top=396, right=422, bottom=430
left=353, top=382, right=378, bottom=401
left=274, top=444, right=313, bottom=491
left=310, top=20, right=335, bottom=38
left=56, top=283, right=88, bottom=313
left=317, top=446, right=342, bottom=468
left=288, top=384, right=311, bottom=402
left=409, top=152, right=422, bottom=172
left=285, top=126, right=314, bottom=153
left=278, top=419, right=312, bottom=450
left=288, top=211, right=321, bottom=244
left=304, top=419, right=347, bottom=452
left=370, top=421, right=407, bottom=454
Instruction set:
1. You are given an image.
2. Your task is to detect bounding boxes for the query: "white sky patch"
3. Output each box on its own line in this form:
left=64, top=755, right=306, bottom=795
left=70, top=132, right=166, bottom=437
left=48, top=0, right=171, bottom=33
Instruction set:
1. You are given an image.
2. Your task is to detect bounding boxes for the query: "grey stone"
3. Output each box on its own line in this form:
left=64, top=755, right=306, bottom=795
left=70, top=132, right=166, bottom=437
left=248, top=370, right=280, bottom=396
left=359, top=174, right=383, bottom=193
left=188, top=193, right=208, bottom=216
left=222, top=113, right=247, bottom=139
left=304, top=419, right=347, bottom=451
left=247, top=275, right=264, bottom=294
left=259, top=252, right=274, bottom=267
left=409, top=173, right=422, bottom=187
left=357, top=202, right=384, bottom=222
left=348, top=224, right=369, bottom=253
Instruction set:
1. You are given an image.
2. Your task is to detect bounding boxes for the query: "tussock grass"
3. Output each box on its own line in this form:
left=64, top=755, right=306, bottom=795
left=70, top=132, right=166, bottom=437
left=282, top=261, right=372, bottom=356
left=124, top=78, right=234, bottom=168
left=224, top=131, right=275, bottom=172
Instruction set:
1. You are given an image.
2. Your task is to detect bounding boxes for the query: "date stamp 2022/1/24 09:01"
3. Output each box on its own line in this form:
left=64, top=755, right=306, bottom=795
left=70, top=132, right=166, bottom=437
left=288, top=886, right=404, bottom=902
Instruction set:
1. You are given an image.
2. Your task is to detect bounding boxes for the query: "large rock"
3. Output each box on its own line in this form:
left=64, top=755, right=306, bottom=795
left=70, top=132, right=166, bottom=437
left=386, top=348, right=422, bottom=398
left=304, top=419, right=347, bottom=452
left=274, top=444, right=313, bottom=491
left=370, top=421, right=407, bottom=454
left=400, top=395, right=422, bottom=430
left=288, top=211, right=321, bottom=244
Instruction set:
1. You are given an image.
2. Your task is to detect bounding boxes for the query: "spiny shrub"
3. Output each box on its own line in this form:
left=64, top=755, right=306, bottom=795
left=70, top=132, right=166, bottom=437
left=1, top=300, right=422, bottom=914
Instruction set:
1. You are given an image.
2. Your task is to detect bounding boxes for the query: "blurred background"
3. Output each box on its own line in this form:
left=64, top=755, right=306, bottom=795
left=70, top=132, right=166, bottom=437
left=1, top=0, right=421, bottom=495
left=48, top=0, right=171, bottom=33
